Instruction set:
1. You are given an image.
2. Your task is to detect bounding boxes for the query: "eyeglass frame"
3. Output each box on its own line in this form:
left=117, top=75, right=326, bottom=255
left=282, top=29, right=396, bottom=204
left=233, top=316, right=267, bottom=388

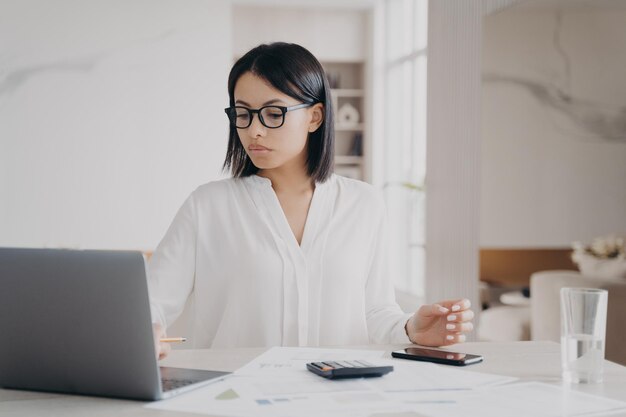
left=224, top=102, right=317, bottom=129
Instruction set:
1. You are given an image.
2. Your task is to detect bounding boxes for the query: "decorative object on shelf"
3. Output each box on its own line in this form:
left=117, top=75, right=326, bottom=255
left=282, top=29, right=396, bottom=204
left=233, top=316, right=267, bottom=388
left=348, top=132, right=363, bottom=156
left=336, top=103, right=360, bottom=126
left=571, top=235, right=626, bottom=279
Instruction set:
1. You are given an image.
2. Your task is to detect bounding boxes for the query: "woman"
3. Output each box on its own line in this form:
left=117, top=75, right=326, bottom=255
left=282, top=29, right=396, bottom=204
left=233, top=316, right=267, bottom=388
left=149, top=42, right=474, bottom=359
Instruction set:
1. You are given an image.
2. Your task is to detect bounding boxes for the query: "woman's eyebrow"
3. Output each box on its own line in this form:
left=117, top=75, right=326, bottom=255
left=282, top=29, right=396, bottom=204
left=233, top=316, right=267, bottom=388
left=235, top=98, right=286, bottom=106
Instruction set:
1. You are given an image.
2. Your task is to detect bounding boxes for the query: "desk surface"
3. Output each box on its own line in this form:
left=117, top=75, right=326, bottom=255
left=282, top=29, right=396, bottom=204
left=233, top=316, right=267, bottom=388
left=1, top=342, right=625, bottom=417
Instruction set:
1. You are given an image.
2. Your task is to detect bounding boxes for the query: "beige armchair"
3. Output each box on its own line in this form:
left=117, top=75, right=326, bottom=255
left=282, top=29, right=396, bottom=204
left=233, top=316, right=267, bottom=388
left=530, top=270, right=626, bottom=365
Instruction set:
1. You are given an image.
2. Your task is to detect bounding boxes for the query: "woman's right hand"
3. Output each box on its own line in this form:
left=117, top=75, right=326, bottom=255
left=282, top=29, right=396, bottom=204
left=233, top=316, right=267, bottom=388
left=153, top=322, right=171, bottom=360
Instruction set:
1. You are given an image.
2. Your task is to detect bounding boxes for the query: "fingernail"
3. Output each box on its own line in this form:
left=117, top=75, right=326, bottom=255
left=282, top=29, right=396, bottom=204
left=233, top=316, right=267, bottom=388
left=446, top=324, right=456, bottom=330
left=446, top=335, right=454, bottom=341
left=451, top=305, right=461, bottom=311
left=438, top=306, right=449, bottom=313
left=447, top=315, right=457, bottom=321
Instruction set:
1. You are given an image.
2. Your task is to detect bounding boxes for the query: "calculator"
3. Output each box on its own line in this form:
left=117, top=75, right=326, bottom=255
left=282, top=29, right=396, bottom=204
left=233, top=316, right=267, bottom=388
left=306, top=360, right=394, bottom=379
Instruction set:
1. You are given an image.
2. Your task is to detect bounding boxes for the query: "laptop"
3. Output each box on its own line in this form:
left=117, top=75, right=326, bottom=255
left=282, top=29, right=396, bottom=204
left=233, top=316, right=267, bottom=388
left=0, top=247, right=230, bottom=401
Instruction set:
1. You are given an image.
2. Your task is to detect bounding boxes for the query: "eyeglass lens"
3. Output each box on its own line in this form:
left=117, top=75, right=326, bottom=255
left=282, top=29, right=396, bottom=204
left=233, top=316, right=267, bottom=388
left=233, top=106, right=284, bottom=128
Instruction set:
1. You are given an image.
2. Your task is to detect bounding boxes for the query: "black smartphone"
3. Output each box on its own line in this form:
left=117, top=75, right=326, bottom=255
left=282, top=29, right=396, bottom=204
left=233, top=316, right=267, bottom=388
left=391, top=347, right=483, bottom=366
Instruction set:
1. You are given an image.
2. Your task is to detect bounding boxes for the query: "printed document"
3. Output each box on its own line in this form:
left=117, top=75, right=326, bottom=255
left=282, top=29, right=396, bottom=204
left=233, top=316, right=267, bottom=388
left=146, top=347, right=626, bottom=417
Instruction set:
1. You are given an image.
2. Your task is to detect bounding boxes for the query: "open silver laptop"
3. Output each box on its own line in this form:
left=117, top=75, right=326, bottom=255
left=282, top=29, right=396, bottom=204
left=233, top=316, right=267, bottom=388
left=0, top=247, right=229, bottom=401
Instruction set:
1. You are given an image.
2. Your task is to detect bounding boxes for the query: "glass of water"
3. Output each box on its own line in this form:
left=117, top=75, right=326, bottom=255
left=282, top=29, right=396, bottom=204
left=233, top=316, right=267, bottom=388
left=560, top=287, right=608, bottom=384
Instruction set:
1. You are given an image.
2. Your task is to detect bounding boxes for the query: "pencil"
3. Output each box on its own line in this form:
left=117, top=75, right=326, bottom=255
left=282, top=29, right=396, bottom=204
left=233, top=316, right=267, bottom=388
left=160, top=337, right=187, bottom=343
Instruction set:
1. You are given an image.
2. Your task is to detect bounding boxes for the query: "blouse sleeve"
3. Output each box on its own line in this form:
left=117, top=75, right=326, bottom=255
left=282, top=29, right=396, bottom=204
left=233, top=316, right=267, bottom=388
left=147, top=193, right=198, bottom=328
left=364, top=195, right=413, bottom=344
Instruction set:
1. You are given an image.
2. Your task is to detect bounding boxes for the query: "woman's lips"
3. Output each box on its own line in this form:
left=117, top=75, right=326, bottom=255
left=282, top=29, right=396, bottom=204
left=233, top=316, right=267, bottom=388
left=249, top=145, right=271, bottom=153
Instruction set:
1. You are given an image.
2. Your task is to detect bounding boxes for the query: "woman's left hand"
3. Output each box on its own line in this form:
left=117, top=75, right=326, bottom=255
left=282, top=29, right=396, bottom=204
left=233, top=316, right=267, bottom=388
left=405, top=298, right=474, bottom=346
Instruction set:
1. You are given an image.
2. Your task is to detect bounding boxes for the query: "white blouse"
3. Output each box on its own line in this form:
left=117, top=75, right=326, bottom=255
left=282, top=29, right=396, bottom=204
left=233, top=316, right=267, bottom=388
left=148, top=174, right=412, bottom=348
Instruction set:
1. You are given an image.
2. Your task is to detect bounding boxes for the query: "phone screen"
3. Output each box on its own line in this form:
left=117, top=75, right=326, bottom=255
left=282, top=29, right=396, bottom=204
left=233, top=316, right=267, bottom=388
left=392, top=347, right=483, bottom=366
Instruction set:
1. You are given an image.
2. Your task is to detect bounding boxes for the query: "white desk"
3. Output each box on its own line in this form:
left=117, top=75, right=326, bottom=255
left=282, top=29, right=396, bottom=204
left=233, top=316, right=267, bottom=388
left=1, top=342, right=625, bottom=416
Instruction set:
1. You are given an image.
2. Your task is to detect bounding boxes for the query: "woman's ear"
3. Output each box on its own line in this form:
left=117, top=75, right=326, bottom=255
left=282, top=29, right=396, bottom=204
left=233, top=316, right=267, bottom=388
left=308, top=103, right=324, bottom=132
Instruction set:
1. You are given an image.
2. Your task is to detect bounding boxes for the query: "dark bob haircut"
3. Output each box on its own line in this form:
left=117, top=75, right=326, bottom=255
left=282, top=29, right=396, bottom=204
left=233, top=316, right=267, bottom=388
left=223, top=42, right=334, bottom=183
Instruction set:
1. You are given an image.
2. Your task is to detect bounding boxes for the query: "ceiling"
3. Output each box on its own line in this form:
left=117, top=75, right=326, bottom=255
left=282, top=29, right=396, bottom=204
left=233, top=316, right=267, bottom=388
left=231, top=0, right=378, bottom=10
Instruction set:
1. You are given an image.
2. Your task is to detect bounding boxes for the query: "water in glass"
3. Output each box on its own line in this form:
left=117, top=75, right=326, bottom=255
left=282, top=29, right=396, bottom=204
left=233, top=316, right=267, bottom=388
left=561, top=333, right=605, bottom=383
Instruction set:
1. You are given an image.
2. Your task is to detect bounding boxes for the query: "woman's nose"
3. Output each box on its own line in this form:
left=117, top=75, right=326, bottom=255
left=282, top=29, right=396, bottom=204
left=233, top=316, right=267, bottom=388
left=247, top=113, right=267, bottom=137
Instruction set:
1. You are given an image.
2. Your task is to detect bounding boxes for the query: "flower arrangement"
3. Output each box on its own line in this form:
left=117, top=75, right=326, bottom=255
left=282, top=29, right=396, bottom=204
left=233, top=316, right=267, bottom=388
left=572, top=235, right=625, bottom=260
left=571, top=235, right=626, bottom=278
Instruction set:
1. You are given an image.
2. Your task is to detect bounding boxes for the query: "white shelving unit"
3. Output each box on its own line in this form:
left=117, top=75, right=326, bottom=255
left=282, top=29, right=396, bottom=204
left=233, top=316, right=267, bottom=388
left=331, top=89, right=364, bottom=97
left=335, top=155, right=363, bottom=164
left=324, top=62, right=367, bottom=181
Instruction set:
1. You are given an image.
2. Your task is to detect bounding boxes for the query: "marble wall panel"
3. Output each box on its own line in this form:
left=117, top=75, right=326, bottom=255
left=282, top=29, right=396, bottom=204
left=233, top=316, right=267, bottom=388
left=481, top=7, right=626, bottom=247
left=0, top=0, right=231, bottom=249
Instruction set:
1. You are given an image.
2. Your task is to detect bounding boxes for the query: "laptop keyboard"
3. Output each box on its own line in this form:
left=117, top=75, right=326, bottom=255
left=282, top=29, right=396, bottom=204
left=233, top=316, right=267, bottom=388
left=161, top=378, right=197, bottom=392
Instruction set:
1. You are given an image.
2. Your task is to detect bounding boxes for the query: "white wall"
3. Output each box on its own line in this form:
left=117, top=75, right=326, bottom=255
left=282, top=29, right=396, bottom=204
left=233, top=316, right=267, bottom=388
left=0, top=0, right=231, bottom=250
left=232, top=6, right=368, bottom=62
left=481, top=7, right=626, bottom=248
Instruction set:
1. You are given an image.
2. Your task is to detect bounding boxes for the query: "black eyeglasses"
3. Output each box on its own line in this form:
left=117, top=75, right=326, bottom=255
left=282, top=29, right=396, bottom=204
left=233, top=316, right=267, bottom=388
left=224, top=103, right=315, bottom=129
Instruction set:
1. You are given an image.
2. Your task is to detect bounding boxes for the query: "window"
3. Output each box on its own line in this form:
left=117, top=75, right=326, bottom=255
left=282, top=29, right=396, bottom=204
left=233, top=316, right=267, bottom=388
left=383, top=0, right=428, bottom=297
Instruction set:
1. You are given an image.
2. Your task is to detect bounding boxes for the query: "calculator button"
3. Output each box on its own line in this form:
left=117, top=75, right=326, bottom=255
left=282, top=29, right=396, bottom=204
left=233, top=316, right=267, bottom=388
left=307, top=360, right=394, bottom=379
left=310, top=362, right=333, bottom=371
left=334, top=361, right=352, bottom=368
